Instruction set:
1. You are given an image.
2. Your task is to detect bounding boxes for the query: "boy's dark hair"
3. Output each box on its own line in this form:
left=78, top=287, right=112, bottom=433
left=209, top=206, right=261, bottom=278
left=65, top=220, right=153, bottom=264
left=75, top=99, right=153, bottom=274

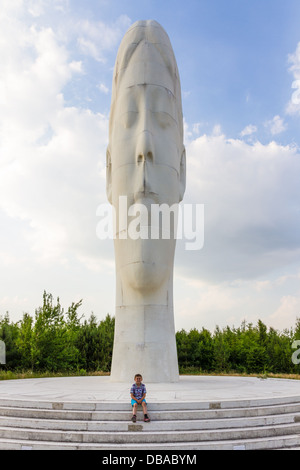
left=134, top=373, right=142, bottom=379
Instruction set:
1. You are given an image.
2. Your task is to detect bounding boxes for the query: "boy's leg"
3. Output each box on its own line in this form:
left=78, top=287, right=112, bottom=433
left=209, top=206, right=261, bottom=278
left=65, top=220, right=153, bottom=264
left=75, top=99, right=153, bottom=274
left=132, top=402, right=138, bottom=414
left=131, top=400, right=137, bottom=422
left=141, top=401, right=147, bottom=414
left=142, top=400, right=150, bottom=422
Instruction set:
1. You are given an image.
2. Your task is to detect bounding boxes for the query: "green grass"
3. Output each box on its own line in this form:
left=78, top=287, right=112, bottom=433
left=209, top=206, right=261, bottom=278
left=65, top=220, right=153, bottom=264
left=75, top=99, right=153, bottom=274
left=0, top=369, right=110, bottom=381
left=180, top=369, right=300, bottom=380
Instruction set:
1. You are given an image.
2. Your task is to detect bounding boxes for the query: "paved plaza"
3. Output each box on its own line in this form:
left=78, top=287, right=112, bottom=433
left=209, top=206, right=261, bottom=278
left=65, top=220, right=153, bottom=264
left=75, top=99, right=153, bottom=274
left=1, top=375, right=300, bottom=406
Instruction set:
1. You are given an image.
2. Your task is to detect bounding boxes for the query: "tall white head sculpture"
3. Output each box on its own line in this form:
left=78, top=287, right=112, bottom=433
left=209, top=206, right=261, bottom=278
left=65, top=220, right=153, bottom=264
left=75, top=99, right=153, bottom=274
left=107, top=20, right=186, bottom=382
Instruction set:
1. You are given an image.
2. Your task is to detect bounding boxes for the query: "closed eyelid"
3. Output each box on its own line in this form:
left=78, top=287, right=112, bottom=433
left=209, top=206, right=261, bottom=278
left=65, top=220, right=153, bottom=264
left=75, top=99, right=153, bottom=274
left=116, top=110, right=139, bottom=128
left=118, top=109, right=176, bottom=121
left=119, top=110, right=139, bottom=119
left=151, top=110, right=177, bottom=123
left=150, top=99, right=176, bottom=119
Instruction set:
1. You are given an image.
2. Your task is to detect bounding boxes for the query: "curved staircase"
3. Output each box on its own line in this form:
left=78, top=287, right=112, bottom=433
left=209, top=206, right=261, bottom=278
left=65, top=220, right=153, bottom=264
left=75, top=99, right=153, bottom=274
left=0, top=396, right=300, bottom=450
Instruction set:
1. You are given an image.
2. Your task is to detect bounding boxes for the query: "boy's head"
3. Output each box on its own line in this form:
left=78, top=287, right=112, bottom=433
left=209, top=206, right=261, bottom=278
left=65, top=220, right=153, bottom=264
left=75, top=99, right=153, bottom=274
left=134, top=373, right=143, bottom=383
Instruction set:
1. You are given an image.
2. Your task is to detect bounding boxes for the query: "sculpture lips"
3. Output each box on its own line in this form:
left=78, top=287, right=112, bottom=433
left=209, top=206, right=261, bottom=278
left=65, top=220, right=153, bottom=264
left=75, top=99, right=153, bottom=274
left=133, top=192, right=159, bottom=205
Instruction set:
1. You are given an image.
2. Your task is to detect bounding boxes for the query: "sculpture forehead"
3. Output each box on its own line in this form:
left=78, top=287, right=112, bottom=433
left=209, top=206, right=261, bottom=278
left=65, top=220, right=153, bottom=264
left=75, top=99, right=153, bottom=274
left=119, top=20, right=173, bottom=56
left=116, top=54, right=176, bottom=96
left=113, top=20, right=180, bottom=97
left=108, top=20, right=184, bottom=147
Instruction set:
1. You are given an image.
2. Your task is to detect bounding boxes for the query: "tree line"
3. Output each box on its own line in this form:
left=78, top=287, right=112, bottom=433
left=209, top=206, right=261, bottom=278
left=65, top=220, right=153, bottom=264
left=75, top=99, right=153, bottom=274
left=0, top=292, right=114, bottom=373
left=1, top=291, right=300, bottom=375
left=176, top=320, right=300, bottom=374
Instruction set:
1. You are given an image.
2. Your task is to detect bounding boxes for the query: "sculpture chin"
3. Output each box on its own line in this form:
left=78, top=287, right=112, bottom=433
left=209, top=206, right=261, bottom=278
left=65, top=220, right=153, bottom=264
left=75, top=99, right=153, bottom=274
left=115, top=236, right=175, bottom=294
left=120, top=261, right=170, bottom=293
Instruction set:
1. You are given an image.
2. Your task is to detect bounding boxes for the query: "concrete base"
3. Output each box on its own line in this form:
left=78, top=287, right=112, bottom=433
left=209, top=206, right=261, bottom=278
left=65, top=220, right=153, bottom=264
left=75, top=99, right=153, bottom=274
left=1, top=375, right=300, bottom=404
left=110, top=305, right=179, bottom=383
left=1, top=376, right=300, bottom=450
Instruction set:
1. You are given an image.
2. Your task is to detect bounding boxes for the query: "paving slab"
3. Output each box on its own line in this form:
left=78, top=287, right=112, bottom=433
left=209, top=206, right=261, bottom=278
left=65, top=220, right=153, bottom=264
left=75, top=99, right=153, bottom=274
left=0, top=375, right=300, bottom=406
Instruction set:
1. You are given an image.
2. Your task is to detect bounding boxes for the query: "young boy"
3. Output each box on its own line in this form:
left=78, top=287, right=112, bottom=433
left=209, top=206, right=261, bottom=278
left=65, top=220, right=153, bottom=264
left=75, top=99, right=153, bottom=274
left=130, top=373, right=150, bottom=422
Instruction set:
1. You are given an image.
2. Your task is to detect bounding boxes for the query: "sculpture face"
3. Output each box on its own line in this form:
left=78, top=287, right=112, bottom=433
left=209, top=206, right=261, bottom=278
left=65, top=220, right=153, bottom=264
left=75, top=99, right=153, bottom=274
left=108, top=20, right=183, bottom=382
left=110, top=82, right=182, bottom=207
left=107, top=21, right=185, bottom=297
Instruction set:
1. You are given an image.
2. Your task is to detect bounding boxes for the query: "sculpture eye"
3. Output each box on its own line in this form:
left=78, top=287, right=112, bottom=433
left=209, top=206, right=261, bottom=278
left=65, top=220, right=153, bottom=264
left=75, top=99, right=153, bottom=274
left=123, top=111, right=138, bottom=128
left=155, top=111, right=173, bottom=129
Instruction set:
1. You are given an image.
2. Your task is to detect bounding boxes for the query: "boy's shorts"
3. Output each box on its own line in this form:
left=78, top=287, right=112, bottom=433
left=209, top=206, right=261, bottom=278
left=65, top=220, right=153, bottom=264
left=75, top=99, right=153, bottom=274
left=131, top=398, right=146, bottom=406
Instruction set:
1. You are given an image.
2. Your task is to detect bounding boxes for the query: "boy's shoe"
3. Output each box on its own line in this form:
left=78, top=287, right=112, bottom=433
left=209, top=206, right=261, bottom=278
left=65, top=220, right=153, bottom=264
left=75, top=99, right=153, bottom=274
left=144, top=416, right=150, bottom=422
left=131, top=415, right=136, bottom=423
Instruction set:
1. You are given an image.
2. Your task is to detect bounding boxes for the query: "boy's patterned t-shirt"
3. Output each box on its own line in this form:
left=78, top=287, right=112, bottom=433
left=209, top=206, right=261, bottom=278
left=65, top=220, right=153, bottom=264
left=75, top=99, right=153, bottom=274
left=131, top=383, right=146, bottom=400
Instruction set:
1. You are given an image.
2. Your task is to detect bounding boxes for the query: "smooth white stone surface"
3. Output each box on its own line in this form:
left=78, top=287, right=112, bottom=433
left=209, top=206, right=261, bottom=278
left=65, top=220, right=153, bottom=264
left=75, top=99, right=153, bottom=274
left=106, top=20, right=186, bottom=382
left=1, top=376, right=300, bottom=406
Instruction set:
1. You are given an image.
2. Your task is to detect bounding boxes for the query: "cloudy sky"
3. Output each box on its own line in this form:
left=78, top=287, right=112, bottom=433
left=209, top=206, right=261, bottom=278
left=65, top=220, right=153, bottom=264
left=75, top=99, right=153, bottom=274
left=1, top=0, right=300, bottom=333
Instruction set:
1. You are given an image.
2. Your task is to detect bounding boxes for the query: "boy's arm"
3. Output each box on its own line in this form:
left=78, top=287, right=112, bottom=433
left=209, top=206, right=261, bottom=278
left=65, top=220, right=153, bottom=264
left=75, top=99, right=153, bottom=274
left=130, top=384, right=136, bottom=402
left=137, top=389, right=147, bottom=404
left=140, top=385, right=146, bottom=402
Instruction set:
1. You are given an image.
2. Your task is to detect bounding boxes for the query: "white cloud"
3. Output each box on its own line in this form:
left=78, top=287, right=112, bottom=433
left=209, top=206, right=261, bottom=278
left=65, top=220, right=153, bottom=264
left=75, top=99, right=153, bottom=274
left=286, top=42, right=300, bottom=115
left=212, top=124, right=222, bottom=136
left=0, top=0, right=23, bottom=16
left=0, top=105, right=109, bottom=262
left=174, top=286, right=240, bottom=332
left=26, top=0, right=69, bottom=17
left=0, top=1, right=111, bottom=269
left=98, top=83, right=110, bottom=94
left=264, top=115, right=287, bottom=135
left=173, top=270, right=300, bottom=332
left=240, top=124, right=257, bottom=137
left=269, top=295, right=300, bottom=331
left=0, top=23, right=81, bottom=148
left=288, top=42, right=300, bottom=80
left=192, top=122, right=203, bottom=134
left=254, top=280, right=272, bottom=292
left=183, top=90, right=191, bottom=99
left=179, top=132, right=300, bottom=284
left=27, top=0, right=46, bottom=17
left=76, top=15, right=131, bottom=62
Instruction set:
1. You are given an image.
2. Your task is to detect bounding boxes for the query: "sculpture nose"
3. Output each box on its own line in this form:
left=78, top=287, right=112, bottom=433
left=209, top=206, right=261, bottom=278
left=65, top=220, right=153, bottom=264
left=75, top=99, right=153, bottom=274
left=134, top=130, right=154, bottom=196
left=136, top=130, right=154, bottom=164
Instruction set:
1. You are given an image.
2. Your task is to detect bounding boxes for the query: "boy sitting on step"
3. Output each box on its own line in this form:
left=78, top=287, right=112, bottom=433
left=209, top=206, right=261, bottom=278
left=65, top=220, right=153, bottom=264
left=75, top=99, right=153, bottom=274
left=130, top=373, right=150, bottom=423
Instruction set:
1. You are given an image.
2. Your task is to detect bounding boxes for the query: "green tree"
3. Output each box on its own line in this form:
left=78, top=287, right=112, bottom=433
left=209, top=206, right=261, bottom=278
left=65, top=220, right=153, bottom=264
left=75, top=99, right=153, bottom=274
left=0, top=313, right=21, bottom=369
left=75, top=313, right=114, bottom=372
left=176, top=329, right=190, bottom=369
left=213, top=326, right=231, bottom=371
left=16, top=313, right=34, bottom=369
left=31, top=291, right=81, bottom=371
left=246, top=345, right=267, bottom=373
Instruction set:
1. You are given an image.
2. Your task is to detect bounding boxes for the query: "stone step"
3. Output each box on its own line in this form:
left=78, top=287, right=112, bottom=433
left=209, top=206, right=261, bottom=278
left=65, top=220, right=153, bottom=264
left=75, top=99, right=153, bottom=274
left=1, top=401, right=300, bottom=421
left=0, top=422, right=299, bottom=444
left=0, top=412, right=299, bottom=432
left=1, top=385, right=300, bottom=450
left=0, top=433, right=299, bottom=450
left=1, top=394, right=300, bottom=411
